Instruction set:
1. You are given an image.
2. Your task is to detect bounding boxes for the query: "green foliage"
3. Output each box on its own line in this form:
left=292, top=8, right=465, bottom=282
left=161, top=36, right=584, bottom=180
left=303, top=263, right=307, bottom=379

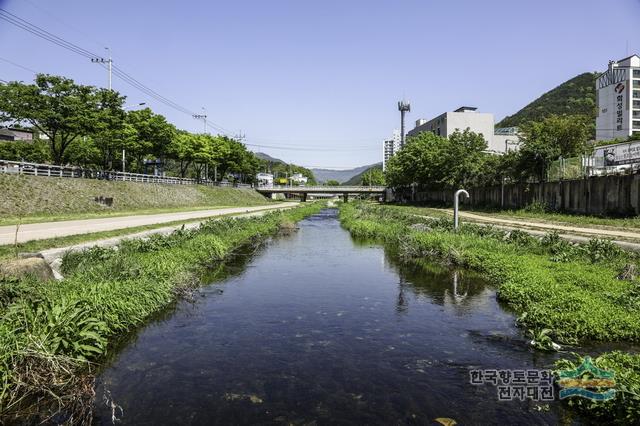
left=0, top=140, right=50, bottom=163
left=259, top=159, right=317, bottom=185
left=0, top=174, right=270, bottom=221
left=0, top=202, right=324, bottom=419
left=515, top=114, right=592, bottom=182
left=497, top=72, right=597, bottom=128
left=385, top=129, right=489, bottom=188
left=0, top=74, right=125, bottom=164
left=339, top=203, right=640, bottom=343
left=522, top=201, right=550, bottom=213
left=0, top=75, right=265, bottom=183
left=325, top=179, right=340, bottom=186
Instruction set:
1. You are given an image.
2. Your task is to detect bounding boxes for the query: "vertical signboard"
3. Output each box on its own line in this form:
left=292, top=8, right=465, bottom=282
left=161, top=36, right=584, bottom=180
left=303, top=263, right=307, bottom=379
left=596, top=68, right=629, bottom=140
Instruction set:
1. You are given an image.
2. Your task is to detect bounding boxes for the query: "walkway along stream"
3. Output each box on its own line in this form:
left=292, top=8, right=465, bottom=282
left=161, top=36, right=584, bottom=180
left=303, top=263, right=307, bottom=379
left=93, top=209, right=601, bottom=424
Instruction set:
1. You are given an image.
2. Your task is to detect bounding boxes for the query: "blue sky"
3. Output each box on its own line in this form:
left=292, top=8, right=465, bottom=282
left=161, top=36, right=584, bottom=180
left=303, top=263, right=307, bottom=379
left=1, top=0, right=639, bottom=168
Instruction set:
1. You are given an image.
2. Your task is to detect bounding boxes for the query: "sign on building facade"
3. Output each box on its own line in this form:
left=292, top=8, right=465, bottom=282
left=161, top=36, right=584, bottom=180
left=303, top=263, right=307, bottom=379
left=596, top=68, right=630, bottom=140
left=594, top=140, right=640, bottom=167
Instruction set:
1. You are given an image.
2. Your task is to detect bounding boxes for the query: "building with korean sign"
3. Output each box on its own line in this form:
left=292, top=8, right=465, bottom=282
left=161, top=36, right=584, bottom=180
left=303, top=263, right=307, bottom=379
left=596, top=54, right=640, bottom=141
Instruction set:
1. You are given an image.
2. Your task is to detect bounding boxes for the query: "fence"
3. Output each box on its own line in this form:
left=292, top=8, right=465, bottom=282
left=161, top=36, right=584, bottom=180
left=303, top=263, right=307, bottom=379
left=547, top=155, right=640, bottom=182
left=0, top=159, right=253, bottom=188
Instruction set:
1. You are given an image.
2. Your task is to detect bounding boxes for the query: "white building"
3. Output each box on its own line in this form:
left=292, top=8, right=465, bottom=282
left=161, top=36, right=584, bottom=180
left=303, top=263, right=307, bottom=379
left=256, top=172, right=274, bottom=187
left=406, top=106, right=517, bottom=153
left=596, top=54, right=640, bottom=141
left=382, top=129, right=401, bottom=171
left=493, top=127, right=520, bottom=153
left=289, top=173, right=308, bottom=186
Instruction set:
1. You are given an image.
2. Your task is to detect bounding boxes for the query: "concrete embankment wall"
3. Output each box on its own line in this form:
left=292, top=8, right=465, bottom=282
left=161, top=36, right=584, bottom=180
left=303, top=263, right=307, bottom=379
left=393, top=174, right=640, bottom=216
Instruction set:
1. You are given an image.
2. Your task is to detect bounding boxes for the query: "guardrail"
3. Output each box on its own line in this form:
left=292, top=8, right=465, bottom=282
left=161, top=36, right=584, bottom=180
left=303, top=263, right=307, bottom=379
left=0, top=159, right=252, bottom=188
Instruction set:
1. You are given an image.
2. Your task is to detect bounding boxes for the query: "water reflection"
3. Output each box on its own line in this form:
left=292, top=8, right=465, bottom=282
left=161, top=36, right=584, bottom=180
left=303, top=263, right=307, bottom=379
left=93, top=209, right=575, bottom=425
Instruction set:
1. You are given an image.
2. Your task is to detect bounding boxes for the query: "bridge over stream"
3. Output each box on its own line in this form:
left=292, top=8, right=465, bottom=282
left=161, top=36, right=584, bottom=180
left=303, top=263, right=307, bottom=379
left=256, top=186, right=387, bottom=202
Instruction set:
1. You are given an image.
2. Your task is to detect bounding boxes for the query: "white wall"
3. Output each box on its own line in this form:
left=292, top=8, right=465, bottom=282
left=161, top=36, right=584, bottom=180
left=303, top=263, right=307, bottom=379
left=445, top=112, right=495, bottom=148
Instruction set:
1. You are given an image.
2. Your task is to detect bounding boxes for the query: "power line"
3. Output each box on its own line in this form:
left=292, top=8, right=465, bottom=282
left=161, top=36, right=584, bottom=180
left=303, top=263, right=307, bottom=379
left=0, top=9, right=98, bottom=59
left=0, top=56, right=39, bottom=74
left=0, top=8, right=228, bottom=130
left=0, top=8, right=386, bottom=151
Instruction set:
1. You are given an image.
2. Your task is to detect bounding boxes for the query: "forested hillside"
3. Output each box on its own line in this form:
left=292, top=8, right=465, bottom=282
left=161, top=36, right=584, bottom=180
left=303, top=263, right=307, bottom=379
left=497, top=72, right=597, bottom=128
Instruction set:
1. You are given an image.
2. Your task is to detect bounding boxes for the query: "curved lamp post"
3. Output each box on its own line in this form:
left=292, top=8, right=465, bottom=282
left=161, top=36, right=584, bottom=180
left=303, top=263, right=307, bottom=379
left=454, top=189, right=470, bottom=230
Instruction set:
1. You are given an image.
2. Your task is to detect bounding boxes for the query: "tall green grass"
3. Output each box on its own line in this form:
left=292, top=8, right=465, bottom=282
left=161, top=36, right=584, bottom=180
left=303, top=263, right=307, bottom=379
left=0, top=202, right=322, bottom=422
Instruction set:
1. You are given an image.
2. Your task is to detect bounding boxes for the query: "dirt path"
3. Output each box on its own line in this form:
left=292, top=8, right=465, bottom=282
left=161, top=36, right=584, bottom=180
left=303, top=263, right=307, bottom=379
left=429, top=208, right=640, bottom=242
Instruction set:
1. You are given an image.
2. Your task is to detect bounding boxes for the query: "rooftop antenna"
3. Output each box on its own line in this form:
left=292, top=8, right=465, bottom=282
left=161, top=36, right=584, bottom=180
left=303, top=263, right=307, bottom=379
left=398, top=99, right=411, bottom=148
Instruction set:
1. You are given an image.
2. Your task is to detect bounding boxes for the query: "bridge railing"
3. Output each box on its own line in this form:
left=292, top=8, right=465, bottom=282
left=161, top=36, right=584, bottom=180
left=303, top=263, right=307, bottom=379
left=0, top=159, right=253, bottom=188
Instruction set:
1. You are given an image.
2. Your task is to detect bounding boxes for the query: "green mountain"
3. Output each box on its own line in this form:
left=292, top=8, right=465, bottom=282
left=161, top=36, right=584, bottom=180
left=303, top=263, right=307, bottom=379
left=312, top=163, right=380, bottom=184
left=342, top=163, right=383, bottom=185
left=497, top=72, right=597, bottom=128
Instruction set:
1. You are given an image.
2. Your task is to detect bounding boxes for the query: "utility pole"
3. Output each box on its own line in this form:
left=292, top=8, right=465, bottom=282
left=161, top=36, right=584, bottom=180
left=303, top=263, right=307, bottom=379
left=91, top=47, right=112, bottom=90
left=193, top=107, right=207, bottom=133
left=398, top=99, right=410, bottom=148
left=120, top=103, right=146, bottom=173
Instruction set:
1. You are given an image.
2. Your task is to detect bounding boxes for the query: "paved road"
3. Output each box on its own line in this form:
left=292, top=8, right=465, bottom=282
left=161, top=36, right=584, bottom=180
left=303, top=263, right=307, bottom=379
left=1, top=203, right=297, bottom=245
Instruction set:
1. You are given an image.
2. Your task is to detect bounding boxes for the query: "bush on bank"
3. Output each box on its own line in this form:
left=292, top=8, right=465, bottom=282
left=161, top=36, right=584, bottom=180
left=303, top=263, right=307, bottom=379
left=339, top=202, right=640, bottom=421
left=0, top=202, right=322, bottom=422
left=339, top=203, right=639, bottom=342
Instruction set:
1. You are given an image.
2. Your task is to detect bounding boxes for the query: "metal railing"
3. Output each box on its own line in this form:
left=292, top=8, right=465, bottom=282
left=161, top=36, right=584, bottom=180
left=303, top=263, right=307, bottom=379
left=0, top=159, right=253, bottom=188
left=256, top=184, right=386, bottom=192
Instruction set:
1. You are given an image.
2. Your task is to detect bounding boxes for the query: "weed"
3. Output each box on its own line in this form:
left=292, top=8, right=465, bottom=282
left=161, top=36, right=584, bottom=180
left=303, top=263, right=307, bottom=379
left=0, top=202, right=324, bottom=422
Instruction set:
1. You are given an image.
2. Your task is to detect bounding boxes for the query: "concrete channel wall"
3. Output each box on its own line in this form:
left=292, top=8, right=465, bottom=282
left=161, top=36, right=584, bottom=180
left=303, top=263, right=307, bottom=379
left=394, top=174, right=640, bottom=216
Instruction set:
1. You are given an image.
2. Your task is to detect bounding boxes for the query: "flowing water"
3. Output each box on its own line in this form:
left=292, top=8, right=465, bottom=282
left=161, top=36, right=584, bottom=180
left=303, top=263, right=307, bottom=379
left=94, top=209, right=582, bottom=425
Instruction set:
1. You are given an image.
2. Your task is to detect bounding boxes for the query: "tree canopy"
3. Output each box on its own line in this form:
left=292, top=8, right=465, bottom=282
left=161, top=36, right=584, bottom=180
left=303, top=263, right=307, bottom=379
left=0, top=74, right=267, bottom=184
left=385, top=129, right=489, bottom=189
left=0, top=74, right=125, bottom=164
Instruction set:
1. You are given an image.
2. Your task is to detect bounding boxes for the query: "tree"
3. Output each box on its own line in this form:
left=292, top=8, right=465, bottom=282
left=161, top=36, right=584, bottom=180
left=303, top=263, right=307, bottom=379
left=515, top=114, right=591, bottom=181
left=215, top=136, right=260, bottom=182
left=385, top=129, right=488, bottom=189
left=325, top=179, right=340, bottom=186
left=361, top=168, right=385, bottom=186
left=168, top=131, right=200, bottom=177
left=125, top=108, right=176, bottom=171
left=0, top=75, right=125, bottom=164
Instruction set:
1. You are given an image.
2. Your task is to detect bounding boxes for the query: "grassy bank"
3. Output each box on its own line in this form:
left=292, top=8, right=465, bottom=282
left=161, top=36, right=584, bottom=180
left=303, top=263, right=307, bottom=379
left=339, top=203, right=640, bottom=421
left=340, top=204, right=640, bottom=342
left=0, top=174, right=271, bottom=225
left=0, top=202, right=322, bottom=423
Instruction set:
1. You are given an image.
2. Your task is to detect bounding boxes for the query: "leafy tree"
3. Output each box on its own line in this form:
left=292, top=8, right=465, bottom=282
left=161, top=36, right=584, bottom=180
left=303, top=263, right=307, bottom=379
left=361, top=168, right=385, bottom=186
left=168, top=131, right=200, bottom=177
left=515, top=114, right=591, bottom=181
left=125, top=108, right=176, bottom=171
left=0, top=139, right=50, bottom=163
left=65, top=136, right=101, bottom=168
left=0, top=74, right=125, bottom=164
left=325, top=179, right=340, bottom=186
left=385, top=129, right=488, bottom=189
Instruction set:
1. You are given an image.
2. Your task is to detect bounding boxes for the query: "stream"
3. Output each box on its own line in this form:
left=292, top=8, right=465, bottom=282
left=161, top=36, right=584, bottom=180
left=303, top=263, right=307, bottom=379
left=93, top=209, right=584, bottom=425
